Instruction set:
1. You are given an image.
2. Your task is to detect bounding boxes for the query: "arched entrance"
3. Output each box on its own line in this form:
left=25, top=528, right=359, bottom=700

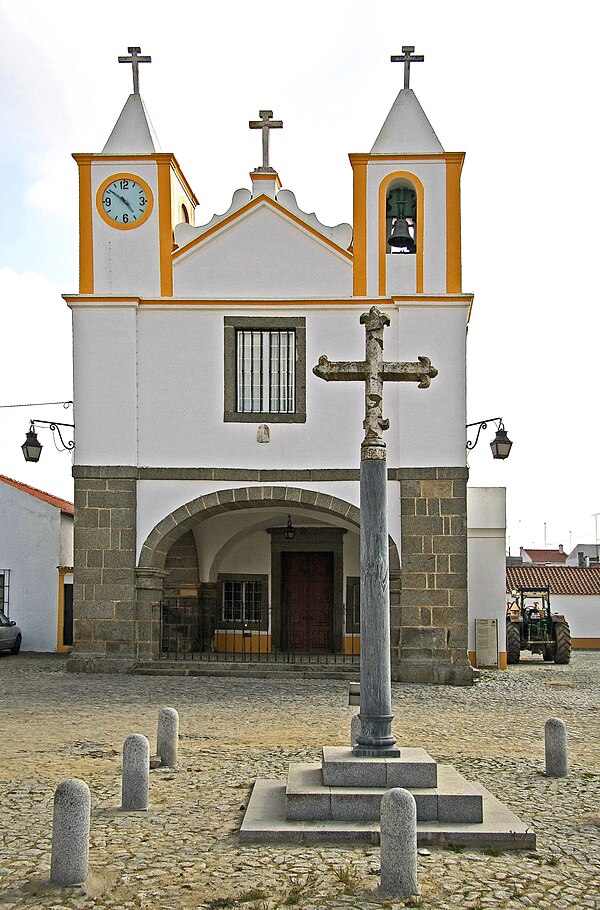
left=136, top=486, right=400, bottom=663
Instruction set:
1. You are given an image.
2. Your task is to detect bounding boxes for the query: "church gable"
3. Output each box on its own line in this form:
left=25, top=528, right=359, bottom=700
left=172, top=197, right=353, bottom=298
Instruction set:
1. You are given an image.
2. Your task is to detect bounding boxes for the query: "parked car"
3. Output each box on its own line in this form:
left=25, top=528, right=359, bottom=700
left=0, top=610, right=21, bottom=654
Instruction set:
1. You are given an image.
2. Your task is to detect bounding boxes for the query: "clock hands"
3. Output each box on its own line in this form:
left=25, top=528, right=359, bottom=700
left=107, top=188, right=134, bottom=213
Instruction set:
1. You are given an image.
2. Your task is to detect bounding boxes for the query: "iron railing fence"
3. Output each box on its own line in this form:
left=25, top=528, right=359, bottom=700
left=159, top=596, right=359, bottom=665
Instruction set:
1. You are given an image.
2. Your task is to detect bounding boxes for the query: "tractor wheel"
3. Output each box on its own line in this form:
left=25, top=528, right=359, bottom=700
left=542, top=644, right=554, bottom=661
left=506, top=623, right=521, bottom=664
left=554, top=621, right=571, bottom=665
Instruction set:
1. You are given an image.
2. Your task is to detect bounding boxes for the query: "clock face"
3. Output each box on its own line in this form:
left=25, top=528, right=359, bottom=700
left=96, top=173, right=154, bottom=229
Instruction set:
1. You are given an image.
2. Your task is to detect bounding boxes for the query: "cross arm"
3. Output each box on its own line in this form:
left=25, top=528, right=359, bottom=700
left=382, top=357, right=438, bottom=388
left=313, top=356, right=368, bottom=382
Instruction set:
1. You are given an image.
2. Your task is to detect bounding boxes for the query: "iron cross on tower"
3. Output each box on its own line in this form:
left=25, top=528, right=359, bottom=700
left=391, top=45, right=424, bottom=90
left=249, top=110, right=283, bottom=171
left=118, top=46, right=151, bottom=95
left=314, top=308, right=437, bottom=756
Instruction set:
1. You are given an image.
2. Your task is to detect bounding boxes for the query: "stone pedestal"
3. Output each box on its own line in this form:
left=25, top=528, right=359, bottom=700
left=241, top=745, right=535, bottom=849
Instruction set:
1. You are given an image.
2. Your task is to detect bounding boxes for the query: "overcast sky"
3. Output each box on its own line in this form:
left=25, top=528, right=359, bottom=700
left=0, top=0, right=597, bottom=553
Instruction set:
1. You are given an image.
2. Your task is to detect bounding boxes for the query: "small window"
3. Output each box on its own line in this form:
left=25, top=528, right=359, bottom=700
left=222, top=579, right=263, bottom=623
left=0, top=570, right=10, bottom=617
left=236, top=329, right=295, bottom=414
left=224, top=317, right=306, bottom=423
left=346, top=577, right=360, bottom=632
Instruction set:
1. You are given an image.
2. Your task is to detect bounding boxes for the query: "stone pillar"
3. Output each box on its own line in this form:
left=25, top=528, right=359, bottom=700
left=50, top=779, right=91, bottom=886
left=157, top=707, right=179, bottom=767
left=355, top=458, right=398, bottom=756
left=122, top=734, right=150, bottom=810
left=379, top=788, right=418, bottom=898
left=136, top=568, right=170, bottom=661
left=393, top=467, right=474, bottom=685
left=545, top=718, right=568, bottom=777
left=68, top=466, right=138, bottom=673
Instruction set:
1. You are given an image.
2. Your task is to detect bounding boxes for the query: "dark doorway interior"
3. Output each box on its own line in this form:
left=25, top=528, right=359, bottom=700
left=281, top=551, right=334, bottom=651
left=63, top=583, right=73, bottom=647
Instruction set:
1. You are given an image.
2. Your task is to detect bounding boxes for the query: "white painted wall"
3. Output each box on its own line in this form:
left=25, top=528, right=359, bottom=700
left=173, top=204, right=352, bottom=298
left=71, top=297, right=467, bottom=471
left=467, top=487, right=507, bottom=659
left=91, top=160, right=161, bottom=297
left=0, top=484, right=65, bottom=651
left=550, top=594, right=600, bottom=642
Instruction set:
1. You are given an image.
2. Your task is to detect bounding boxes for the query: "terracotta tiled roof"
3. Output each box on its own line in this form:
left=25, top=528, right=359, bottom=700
left=507, top=565, right=600, bottom=596
left=521, top=548, right=567, bottom=564
left=0, top=474, right=74, bottom=515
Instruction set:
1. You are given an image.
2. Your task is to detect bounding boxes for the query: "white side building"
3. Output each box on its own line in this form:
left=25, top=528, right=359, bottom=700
left=0, top=475, right=74, bottom=652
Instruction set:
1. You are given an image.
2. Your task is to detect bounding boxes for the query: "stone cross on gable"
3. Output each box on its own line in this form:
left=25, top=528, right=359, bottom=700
left=391, top=45, right=424, bottom=90
left=313, top=307, right=438, bottom=461
left=249, top=110, right=283, bottom=171
left=313, top=307, right=437, bottom=757
left=118, top=46, right=152, bottom=95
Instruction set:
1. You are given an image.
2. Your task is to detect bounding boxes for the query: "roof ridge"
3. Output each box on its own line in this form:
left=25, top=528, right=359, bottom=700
left=0, top=474, right=74, bottom=515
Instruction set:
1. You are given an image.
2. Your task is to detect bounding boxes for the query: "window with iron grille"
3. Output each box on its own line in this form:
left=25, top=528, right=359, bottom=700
left=224, top=317, right=306, bottom=423
left=222, top=579, right=263, bottom=623
left=236, top=329, right=295, bottom=414
left=346, top=577, right=360, bottom=632
left=0, top=570, right=10, bottom=616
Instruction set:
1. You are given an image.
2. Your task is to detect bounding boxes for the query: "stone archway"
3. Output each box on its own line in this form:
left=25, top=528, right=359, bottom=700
left=136, top=486, right=401, bottom=661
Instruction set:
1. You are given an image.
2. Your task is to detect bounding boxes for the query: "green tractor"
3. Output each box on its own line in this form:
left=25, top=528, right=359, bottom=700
left=506, top=585, right=571, bottom=664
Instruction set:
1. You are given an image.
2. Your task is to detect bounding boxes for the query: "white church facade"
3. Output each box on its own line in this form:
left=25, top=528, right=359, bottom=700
left=66, top=48, right=482, bottom=684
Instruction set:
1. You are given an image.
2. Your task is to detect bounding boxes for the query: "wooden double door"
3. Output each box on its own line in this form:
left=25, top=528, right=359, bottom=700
left=281, top=551, right=334, bottom=652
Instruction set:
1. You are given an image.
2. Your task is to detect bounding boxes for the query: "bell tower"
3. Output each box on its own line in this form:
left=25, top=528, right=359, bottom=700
left=351, top=46, right=463, bottom=298
left=74, top=47, right=197, bottom=298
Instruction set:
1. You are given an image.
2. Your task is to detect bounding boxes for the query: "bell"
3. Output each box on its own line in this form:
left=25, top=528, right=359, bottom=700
left=388, top=218, right=415, bottom=253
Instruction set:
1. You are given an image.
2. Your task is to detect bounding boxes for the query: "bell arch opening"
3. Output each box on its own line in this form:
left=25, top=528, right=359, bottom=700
left=386, top=179, right=417, bottom=254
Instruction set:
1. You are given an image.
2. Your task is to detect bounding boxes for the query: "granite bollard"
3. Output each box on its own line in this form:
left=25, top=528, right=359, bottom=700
left=50, top=778, right=91, bottom=886
left=157, top=707, right=179, bottom=767
left=122, top=734, right=150, bottom=810
left=379, top=787, right=418, bottom=899
left=545, top=717, right=568, bottom=777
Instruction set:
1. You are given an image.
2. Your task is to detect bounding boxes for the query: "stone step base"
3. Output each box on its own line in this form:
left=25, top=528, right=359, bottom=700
left=286, top=763, right=483, bottom=823
left=240, top=779, right=535, bottom=849
left=322, top=746, right=438, bottom=788
left=132, top=661, right=358, bottom=680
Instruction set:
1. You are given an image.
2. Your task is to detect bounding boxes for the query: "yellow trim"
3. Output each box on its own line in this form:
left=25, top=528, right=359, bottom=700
left=173, top=194, right=353, bottom=262
left=96, top=173, right=154, bottom=230
left=499, top=651, right=508, bottom=669
left=157, top=159, right=174, bottom=296
left=56, top=568, right=72, bottom=653
left=64, top=293, right=472, bottom=308
left=73, top=152, right=198, bottom=207
left=445, top=155, right=464, bottom=293
left=77, top=158, right=94, bottom=293
left=343, top=634, right=360, bottom=656
left=351, top=157, right=367, bottom=295
left=349, top=152, right=465, bottom=165
left=213, top=630, right=272, bottom=654
left=572, top=638, right=600, bottom=649
left=378, top=171, right=424, bottom=296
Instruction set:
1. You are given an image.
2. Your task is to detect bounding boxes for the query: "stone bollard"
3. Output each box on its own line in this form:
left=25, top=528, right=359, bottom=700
left=50, top=779, right=91, bottom=886
left=379, top=788, right=418, bottom=899
left=157, top=707, right=179, bottom=767
left=122, top=734, right=150, bottom=810
left=350, top=714, right=362, bottom=747
left=545, top=717, right=568, bottom=777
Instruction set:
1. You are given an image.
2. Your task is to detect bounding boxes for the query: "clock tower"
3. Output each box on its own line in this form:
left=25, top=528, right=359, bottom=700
left=74, top=47, right=197, bottom=298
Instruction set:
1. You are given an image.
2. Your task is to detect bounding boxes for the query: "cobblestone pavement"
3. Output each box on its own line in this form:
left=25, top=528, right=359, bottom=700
left=0, top=651, right=598, bottom=910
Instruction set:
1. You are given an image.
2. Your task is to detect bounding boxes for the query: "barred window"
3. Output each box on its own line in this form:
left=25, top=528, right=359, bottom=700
left=222, top=580, right=263, bottom=623
left=236, top=330, right=295, bottom=414
left=0, top=570, right=10, bottom=616
left=346, top=577, right=360, bottom=632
